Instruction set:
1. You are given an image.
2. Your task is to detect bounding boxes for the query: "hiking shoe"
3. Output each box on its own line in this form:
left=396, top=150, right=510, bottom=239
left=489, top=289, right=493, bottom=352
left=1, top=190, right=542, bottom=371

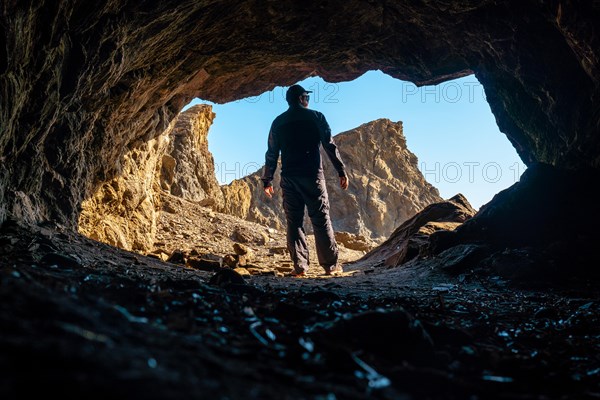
left=325, top=264, right=343, bottom=275
left=288, top=270, right=306, bottom=277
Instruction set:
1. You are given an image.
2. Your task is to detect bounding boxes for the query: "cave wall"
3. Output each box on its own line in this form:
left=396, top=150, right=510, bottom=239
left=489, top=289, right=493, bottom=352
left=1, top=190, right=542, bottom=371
left=78, top=104, right=221, bottom=252
left=77, top=126, right=172, bottom=252
left=1, top=0, right=599, bottom=229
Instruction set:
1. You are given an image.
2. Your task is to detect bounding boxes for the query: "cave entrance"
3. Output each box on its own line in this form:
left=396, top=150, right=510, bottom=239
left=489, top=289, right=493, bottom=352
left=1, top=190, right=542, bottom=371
left=186, top=70, right=526, bottom=211
left=156, top=71, right=529, bottom=273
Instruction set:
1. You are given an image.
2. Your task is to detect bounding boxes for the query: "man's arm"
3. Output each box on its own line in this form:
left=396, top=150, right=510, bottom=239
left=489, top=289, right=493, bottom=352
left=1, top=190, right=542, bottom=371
left=317, top=113, right=348, bottom=188
left=261, top=124, right=280, bottom=196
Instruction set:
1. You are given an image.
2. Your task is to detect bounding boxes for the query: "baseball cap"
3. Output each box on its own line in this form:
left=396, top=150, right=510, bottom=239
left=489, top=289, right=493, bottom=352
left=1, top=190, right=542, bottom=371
left=285, top=84, right=312, bottom=103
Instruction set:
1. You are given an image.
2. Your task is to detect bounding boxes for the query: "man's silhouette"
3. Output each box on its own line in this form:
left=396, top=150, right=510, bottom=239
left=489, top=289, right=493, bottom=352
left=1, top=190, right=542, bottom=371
left=262, top=84, right=348, bottom=277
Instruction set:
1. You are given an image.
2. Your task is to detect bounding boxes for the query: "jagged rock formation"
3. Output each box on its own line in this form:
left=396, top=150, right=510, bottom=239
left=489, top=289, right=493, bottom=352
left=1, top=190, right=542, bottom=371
left=359, top=194, right=477, bottom=268
left=219, top=119, right=442, bottom=242
left=78, top=131, right=171, bottom=252
left=79, top=105, right=221, bottom=251
left=425, top=164, right=600, bottom=279
left=159, top=104, right=224, bottom=208
left=1, top=1, right=600, bottom=274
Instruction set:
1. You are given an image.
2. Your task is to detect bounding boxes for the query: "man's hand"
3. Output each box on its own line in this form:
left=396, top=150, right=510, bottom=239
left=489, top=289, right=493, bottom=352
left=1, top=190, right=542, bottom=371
left=264, top=185, right=274, bottom=198
left=340, top=176, right=349, bottom=190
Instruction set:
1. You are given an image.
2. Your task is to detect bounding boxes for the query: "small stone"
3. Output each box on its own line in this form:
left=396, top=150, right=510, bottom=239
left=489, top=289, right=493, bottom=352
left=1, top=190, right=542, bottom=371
left=269, top=246, right=288, bottom=255
left=209, top=268, right=247, bottom=287
left=40, top=252, right=82, bottom=269
left=166, top=249, right=186, bottom=264
left=259, top=232, right=270, bottom=245
left=186, top=257, right=221, bottom=271
left=223, top=254, right=238, bottom=268
left=234, top=267, right=251, bottom=275
left=237, top=254, right=248, bottom=267
left=233, top=242, right=250, bottom=255
left=232, top=228, right=252, bottom=243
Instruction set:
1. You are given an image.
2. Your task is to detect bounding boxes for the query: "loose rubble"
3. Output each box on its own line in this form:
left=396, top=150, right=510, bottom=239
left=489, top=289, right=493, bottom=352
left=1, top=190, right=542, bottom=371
left=1, top=198, right=600, bottom=399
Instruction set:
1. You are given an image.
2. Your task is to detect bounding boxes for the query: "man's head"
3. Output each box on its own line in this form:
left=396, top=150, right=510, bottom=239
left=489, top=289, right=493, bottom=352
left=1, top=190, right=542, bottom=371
left=286, top=84, right=312, bottom=107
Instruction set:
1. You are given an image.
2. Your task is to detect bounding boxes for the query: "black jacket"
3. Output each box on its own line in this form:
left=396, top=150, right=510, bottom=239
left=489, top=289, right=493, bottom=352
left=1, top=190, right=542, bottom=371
left=261, top=105, right=346, bottom=187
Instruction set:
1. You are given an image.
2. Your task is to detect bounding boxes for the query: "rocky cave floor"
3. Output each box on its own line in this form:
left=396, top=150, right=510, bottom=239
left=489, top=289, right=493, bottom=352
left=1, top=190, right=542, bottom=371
left=1, top=197, right=600, bottom=399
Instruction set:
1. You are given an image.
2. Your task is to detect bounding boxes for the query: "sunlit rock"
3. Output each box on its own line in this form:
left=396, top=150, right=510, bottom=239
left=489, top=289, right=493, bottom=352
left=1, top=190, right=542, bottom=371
left=219, top=119, right=442, bottom=241
left=159, top=105, right=224, bottom=208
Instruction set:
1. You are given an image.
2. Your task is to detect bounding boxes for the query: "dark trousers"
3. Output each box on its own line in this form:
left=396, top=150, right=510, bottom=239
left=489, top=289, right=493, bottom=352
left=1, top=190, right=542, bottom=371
left=280, top=176, right=338, bottom=273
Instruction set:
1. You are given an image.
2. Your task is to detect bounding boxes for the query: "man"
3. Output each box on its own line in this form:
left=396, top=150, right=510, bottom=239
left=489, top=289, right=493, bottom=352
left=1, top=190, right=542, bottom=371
left=262, top=84, right=349, bottom=277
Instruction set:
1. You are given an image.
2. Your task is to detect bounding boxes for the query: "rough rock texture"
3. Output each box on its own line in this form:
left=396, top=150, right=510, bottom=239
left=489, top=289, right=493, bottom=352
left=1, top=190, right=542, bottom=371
left=359, top=194, right=477, bottom=268
left=219, top=119, right=442, bottom=241
left=79, top=105, right=220, bottom=252
left=1, top=0, right=600, bottom=237
left=356, top=164, right=600, bottom=282
left=78, top=132, right=171, bottom=252
left=426, top=163, right=600, bottom=278
left=159, top=104, right=223, bottom=208
left=152, top=192, right=364, bottom=277
left=3, top=220, right=600, bottom=399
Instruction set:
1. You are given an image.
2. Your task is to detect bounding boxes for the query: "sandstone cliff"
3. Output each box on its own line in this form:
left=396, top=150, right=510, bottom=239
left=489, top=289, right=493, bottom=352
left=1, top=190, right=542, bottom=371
left=79, top=105, right=221, bottom=252
left=159, top=104, right=224, bottom=208
left=78, top=131, right=171, bottom=252
left=218, top=119, right=442, bottom=242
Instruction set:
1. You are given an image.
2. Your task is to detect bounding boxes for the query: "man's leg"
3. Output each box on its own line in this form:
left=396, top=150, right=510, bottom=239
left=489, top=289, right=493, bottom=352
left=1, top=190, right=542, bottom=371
left=302, top=178, right=339, bottom=271
left=280, top=177, right=309, bottom=273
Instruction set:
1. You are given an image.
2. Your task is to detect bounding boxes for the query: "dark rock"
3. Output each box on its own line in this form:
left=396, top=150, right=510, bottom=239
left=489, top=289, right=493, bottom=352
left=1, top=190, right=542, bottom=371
left=208, top=268, right=247, bottom=287
left=187, top=257, right=222, bottom=272
left=533, top=307, right=559, bottom=319
left=161, top=278, right=202, bottom=291
left=166, top=250, right=186, bottom=265
left=302, top=290, right=342, bottom=303
left=40, top=252, right=83, bottom=269
left=435, top=244, right=489, bottom=274
left=454, top=164, right=600, bottom=248
left=481, top=248, right=549, bottom=281
left=315, top=309, right=434, bottom=363
left=272, top=302, right=319, bottom=322
left=361, top=194, right=476, bottom=268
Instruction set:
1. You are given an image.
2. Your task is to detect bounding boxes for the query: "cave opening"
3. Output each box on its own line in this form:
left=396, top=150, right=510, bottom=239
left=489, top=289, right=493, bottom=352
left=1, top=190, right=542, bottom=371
left=188, top=70, right=527, bottom=211
left=143, top=71, right=528, bottom=272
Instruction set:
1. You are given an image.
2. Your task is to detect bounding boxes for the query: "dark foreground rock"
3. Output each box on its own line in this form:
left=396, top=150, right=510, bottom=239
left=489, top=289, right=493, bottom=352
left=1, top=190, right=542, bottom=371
left=359, top=193, right=477, bottom=268
left=1, top=221, right=600, bottom=399
left=358, top=164, right=600, bottom=285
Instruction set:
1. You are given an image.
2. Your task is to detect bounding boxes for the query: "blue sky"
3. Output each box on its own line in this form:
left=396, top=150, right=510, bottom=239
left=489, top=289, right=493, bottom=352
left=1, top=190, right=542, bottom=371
left=185, top=70, right=526, bottom=210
